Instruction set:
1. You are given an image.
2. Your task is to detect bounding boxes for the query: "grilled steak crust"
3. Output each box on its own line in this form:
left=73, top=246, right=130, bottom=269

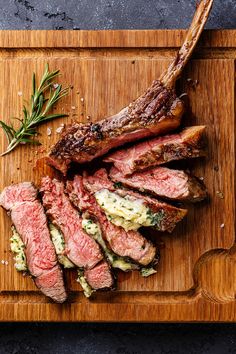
left=0, top=182, right=67, bottom=303
left=66, top=175, right=156, bottom=266
left=110, top=166, right=207, bottom=203
left=48, top=0, right=214, bottom=175
left=83, top=168, right=187, bottom=232
left=40, top=177, right=102, bottom=270
left=104, top=126, right=206, bottom=175
left=48, top=81, right=184, bottom=174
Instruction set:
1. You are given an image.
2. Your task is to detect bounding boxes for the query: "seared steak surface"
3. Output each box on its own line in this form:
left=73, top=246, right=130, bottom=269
left=48, top=81, right=184, bottom=174
left=0, top=182, right=67, bottom=303
left=110, top=166, right=207, bottom=202
left=105, top=126, right=206, bottom=175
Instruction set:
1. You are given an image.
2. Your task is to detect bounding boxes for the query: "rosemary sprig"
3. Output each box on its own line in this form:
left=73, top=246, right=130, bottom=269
left=0, top=64, right=69, bottom=156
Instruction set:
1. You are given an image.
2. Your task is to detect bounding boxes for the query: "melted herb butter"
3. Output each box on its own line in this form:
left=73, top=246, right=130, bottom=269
left=49, top=224, right=74, bottom=269
left=140, top=267, right=157, bottom=277
left=95, top=189, right=163, bottom=231
left=77, top=269, right=94, bottom=298
left=10, top=226, right=27, bottom=272
left=82, top=218, right=138, bottom=272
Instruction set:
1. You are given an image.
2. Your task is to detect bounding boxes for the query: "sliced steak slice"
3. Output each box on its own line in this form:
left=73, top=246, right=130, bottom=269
left=83, top=169, right=187, bottom=232
left=66, top=175, right=156, bottom=266
left=84, top=261, right=114, bottom=290
left=110, top=166, right=207, bottom=203
left=104, top=126, right=206, bottom=175
left=40, top=177, right=102, bottom=269
left=47, top=2, right=213, bottom=174
left=0, top=182, right=67, bottom=303
left=40, top=177, right=113, bottom=290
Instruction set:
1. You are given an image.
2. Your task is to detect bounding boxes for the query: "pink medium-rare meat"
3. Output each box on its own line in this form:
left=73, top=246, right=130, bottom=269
left=104, top=126, right=206, bottom=175
left=0, top=182, right=67, bottom=303
left=47, top=2, right=213, bottom=174
left=40, top=177, right=114, bottom=290
left=84, top=261, right=114, bottom=290
left=66, top=175, right=156, bottom=266
left=83, top=168, right=187, bottom=232
left=40, top=177, right=102, bottom=269
left=0, top=182, right=38, bottom=210
left=110, top=166, right=207, bottom=203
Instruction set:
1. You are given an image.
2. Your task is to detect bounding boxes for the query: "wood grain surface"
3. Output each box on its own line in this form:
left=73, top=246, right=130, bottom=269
left=0, top=30, right=235, bottom=322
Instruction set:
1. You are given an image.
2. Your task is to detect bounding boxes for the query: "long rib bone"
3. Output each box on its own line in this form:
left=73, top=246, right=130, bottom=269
left=48, top=0, right=214, bottom=174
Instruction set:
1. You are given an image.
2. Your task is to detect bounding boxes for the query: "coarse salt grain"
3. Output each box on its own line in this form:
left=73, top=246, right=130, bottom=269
left=220, top=223, right=225, bottom=228
left=56, top=126, right=64, bottom=134
left=1, top=260, right=5, bottom=264
left=71, top=106, right=76, bottom=110
left=199, top=177, right=204, bottom=181
left=80, top=97, right=84, bottom=102
left=5, top=261, right=8, bottom=265
left=53, top=83, right=59, bottom=89
left=18, top=91, right=23, bottom=96
left=47, top=127, right=52, bottom=136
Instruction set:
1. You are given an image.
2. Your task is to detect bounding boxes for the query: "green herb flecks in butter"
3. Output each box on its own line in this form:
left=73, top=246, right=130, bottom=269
left=77, top=269, right=94, bottom=298
left=49, top=223, right=74, bottom=269
left=140, top=267, right=157, bottom=277
left=82, top=217, right=138, bottom=272
left=95, top=189, right=164, bottom=231
left=10, top=226, right=27, bottom=272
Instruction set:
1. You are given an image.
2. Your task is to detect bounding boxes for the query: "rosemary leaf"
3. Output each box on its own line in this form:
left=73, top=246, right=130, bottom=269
left=0, top=64, right=69, bottom=157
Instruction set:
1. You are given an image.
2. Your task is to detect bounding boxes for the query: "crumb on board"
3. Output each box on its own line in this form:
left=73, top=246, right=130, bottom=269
left=199, top=177, right=204, bottom=181
left=1, top=260, right=8, bottom=265
left=186, top=78, right=199, bottom=89
left=38, top=147, right=46, bottom=153
left=71, top=106, right=76, bottom=110
left=216, top=191, right=224, bottom=199
left=80, top=97, right=84, bottom=102
left=86, top=115, right=91, bottom=121
left=220, top=223, right=225, bottom=228
left=17, top=91, right=23, bottom=96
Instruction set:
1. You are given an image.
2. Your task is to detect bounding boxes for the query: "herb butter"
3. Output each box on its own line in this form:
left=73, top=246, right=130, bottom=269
left=95, top=189, right=163, bottom=231
left=82, top=218, right=138, bottom=272
left=10, top=226, right=27, bottom=272
left=49, top=224, right=74, bottom=269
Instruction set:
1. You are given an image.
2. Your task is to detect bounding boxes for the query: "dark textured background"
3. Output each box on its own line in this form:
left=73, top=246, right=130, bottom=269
left=0, top=1, right=235, bottom=353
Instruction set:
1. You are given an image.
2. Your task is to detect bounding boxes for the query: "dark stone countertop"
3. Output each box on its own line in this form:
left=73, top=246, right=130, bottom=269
left=0, top=1, right=235, bottom=353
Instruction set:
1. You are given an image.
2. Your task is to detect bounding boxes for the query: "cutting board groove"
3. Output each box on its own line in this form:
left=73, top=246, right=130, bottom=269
left=0, top=30, right=235, bottom=322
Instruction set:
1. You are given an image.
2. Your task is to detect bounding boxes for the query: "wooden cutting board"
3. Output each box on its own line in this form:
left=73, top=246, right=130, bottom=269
left=0, top=30, right=235, bottom=322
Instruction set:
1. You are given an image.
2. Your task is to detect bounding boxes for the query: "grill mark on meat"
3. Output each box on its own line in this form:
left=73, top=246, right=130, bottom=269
left=0, top=182, right=67, bottom=303
left=110, top=166, right=207, bottom=203
left=104, top=126, right=206, bottom=175
left=48, top=83, right=183, bottom=174
left=40, top=177, right=114, bottom=290
left=66, top=175, right=156, bottom=266
left=83, top=168, right=187, bottom=232
left=47, top=1, right=213, bottom=174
